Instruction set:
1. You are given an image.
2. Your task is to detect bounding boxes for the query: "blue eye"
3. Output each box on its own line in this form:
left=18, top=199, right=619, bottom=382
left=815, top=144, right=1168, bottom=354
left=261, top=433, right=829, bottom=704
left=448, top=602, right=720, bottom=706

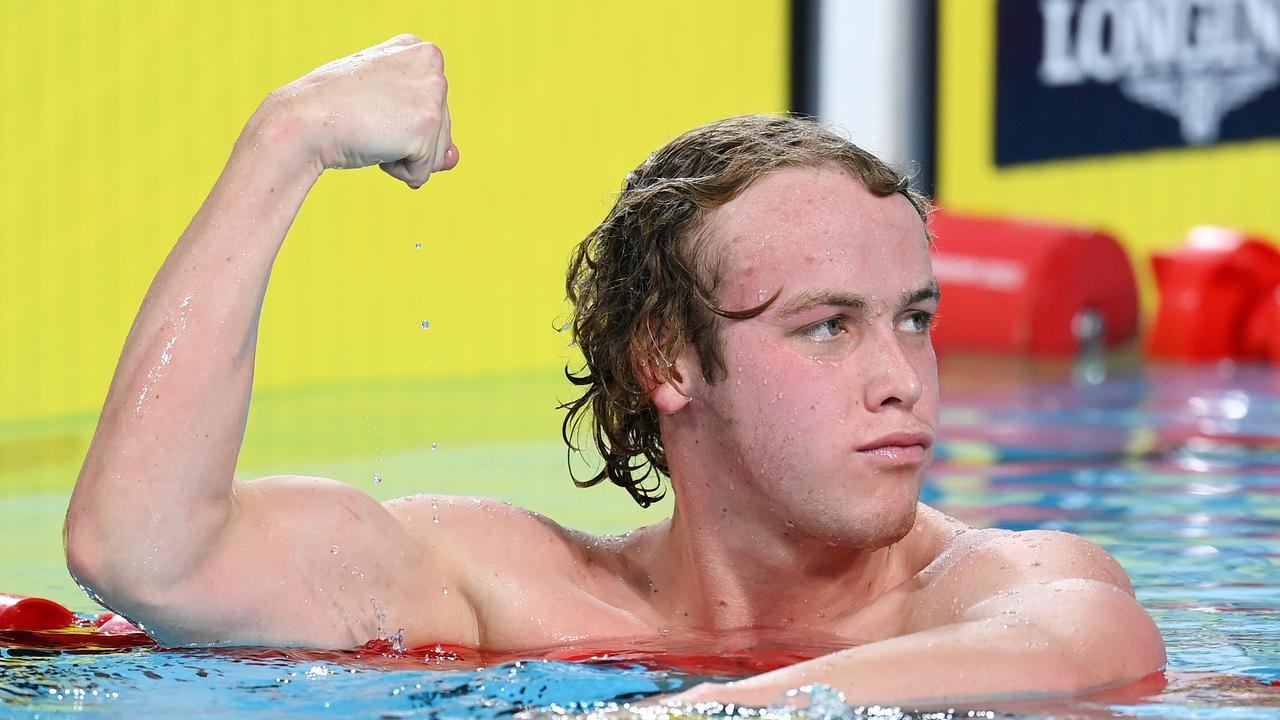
left=803, top=318, right=844, bottom=340
left=899, top=311, right=934, bottom=334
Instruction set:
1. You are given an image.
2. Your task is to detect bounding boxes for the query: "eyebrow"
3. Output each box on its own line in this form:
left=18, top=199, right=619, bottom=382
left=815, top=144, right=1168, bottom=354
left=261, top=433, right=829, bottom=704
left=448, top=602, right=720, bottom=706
left=903, top=281, right=942, bottom=308
left=778, top=281, right=941, bottom=318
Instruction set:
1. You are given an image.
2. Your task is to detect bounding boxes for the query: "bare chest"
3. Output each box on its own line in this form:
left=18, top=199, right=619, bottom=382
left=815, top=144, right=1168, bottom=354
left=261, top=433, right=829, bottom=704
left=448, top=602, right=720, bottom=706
left=466, top=562, right=931, bottom=652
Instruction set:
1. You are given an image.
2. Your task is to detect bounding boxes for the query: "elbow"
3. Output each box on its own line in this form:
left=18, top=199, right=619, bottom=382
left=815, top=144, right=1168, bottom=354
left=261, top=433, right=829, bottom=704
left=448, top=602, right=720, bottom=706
left=65, top=463, right=118, bottom=585
left=64, top=497, right=101, bottom=585
left=1043, top=581, right=1168, bottom=695
left=64, top=473, right=234, bottom=624
left=64, top=501, right=119, bottom=606
left=63, top=488, right=154, bottom=611
left=64, top=504, right=178, bottom=632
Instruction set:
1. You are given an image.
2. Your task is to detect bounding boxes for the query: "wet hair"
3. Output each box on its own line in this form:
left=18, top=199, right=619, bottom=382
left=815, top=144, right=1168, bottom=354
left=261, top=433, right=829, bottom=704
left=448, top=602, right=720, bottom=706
left=561, top=114, right=930, bottom=508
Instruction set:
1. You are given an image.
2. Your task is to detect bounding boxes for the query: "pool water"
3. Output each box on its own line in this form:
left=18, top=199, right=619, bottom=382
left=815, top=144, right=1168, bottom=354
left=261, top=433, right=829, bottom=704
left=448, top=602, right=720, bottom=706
left=2, top=360, right=1279, bottom=718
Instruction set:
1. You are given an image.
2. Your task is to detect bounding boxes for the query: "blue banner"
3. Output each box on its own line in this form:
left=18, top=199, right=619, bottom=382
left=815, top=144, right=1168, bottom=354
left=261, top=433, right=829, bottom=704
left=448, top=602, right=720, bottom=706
left=995, top=0, right=1280, bottom=165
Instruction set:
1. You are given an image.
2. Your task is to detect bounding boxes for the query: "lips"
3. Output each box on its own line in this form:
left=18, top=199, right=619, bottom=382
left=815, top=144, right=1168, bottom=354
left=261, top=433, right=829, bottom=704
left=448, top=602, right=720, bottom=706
left=856, top=432, right=934, bottom=464
left=856, top=431, right=934, bottom=452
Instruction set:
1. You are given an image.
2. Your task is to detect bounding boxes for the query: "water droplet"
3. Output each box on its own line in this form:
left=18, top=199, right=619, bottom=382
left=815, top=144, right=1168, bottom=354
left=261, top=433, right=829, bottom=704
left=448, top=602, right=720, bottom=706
left=414, top=242, right=423, bottom=250
left=432, top=499, right=440, bottom=523
left=372, top=473, right=382, bottom=483
left=330, top=545, right=339, bottom=555
left=420, top=320, right=430, bottom=329
left=441, top=585, right=449, bottom=597
left=431, top=442, right=438, bottom=450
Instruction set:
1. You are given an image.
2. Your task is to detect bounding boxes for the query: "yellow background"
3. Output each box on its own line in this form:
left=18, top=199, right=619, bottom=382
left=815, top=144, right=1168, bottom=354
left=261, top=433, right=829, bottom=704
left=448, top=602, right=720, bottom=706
left=0, top=2, right=788, bottom=492
left=936, top=0, right=1280, bottom=311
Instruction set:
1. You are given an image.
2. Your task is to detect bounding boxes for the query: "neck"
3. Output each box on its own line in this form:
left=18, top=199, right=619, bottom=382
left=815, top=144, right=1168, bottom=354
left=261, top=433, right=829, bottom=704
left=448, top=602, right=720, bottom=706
left=624, top=405, right=932, bottom=635
left=633, top=487, right=918, bottom=634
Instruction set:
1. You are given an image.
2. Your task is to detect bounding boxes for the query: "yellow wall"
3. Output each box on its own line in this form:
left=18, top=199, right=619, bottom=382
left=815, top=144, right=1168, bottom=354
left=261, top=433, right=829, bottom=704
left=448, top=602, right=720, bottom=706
left=0, top=1, right=789, bottom=425
left=936, top=0, right=1280, bottom=312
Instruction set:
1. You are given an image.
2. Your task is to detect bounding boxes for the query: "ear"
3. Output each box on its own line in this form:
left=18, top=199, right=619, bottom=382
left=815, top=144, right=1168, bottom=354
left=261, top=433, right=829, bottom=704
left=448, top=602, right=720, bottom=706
left=650, top=342, right=701, bottom=417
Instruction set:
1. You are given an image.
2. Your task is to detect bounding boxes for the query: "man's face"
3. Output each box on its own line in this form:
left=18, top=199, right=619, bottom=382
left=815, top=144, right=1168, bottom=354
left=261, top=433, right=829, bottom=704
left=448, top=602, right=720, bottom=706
left=681, top=164, right=939, bottom=549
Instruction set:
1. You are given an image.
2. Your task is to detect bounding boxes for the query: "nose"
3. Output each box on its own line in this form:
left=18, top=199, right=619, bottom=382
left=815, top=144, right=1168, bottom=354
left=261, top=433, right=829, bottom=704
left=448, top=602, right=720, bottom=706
left=861, top=329, right=924, bottom=411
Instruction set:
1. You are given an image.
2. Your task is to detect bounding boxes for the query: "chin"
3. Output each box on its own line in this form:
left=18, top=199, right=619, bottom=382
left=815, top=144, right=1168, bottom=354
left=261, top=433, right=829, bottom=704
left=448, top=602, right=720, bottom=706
left=879, top=498, right=919, bottom=544
left=842, top=486, right=921, bottom=548
left=803, top=497, right=918, bottom=550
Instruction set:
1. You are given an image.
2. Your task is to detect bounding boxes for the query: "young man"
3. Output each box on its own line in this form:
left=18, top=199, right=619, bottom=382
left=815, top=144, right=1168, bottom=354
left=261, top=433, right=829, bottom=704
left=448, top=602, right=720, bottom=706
left=65, top=36, right=1165, bottom=707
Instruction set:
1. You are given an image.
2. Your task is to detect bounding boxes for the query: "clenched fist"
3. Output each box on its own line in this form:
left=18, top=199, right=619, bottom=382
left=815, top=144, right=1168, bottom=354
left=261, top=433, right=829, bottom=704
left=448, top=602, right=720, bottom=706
left=262, top=34, right=458, bottom=189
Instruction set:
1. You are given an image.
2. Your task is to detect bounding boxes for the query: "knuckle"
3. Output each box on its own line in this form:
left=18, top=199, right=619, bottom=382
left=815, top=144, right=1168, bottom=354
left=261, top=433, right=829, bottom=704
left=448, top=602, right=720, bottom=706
left=411, top=41, right=444, bottom=67
left=414, top=108, right=443, bottom=133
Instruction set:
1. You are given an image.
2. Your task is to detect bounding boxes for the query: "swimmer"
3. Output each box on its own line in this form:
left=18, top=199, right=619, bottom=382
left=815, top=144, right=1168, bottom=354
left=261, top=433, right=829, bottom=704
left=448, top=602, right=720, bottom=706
left=64, top=36, right=1166, bottom=707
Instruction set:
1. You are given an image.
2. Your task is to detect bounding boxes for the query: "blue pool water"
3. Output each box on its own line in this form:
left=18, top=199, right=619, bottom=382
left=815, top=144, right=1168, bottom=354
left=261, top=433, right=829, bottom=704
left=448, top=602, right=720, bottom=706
left=2, top=361, right=1279, bottom=718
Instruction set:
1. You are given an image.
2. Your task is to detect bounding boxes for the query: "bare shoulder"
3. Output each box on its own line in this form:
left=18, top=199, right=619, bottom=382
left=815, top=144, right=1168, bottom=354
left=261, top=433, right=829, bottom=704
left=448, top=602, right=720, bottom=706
left=383, top=494, right=592, bottom=580
left=226, top=481, right=589, bottom=648
left=385, top=494, right=582, bottom=548
left=911, top=511, right=1140, bottom=626
left=385, top=494, right=642, bottom=648
left=903, top=506, right=1164, bottom=675
left=928, top=524, right=1133, bottom=593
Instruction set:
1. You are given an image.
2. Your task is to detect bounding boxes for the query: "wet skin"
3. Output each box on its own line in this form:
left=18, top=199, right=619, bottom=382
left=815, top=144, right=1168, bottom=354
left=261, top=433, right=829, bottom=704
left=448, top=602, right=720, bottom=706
left=65, top=36, right=1166, bottom=708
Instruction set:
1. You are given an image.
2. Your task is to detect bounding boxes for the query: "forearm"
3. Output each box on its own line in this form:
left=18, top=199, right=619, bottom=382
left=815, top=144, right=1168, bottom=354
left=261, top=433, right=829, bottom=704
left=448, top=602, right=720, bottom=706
left=67, top=103, right=321, bottom=594
left=694, top=619, right=1076, bottom=708
left=675, top=580, right=1164, bottom=708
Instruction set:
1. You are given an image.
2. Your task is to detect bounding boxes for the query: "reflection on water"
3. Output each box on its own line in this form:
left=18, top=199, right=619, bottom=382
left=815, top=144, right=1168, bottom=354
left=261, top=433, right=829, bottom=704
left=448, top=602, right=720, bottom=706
left=2, top=361, right=1280, bottom=718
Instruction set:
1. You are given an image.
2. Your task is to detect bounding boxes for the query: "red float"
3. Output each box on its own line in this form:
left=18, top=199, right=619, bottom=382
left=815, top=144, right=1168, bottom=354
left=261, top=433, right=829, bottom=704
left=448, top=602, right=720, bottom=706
left=0, top=592, right=75, bottom=630
left=928, top=210, right=1139, bottom=355
left=1148, top=227, right=1280, bottom=363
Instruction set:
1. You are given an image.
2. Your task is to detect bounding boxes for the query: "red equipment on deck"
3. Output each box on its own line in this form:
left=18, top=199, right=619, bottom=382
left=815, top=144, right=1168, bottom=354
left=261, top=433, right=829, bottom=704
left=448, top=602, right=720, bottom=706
left=1148, top=226, right=1280, bottom=364
left=928, top=210, right=1139, bottom=356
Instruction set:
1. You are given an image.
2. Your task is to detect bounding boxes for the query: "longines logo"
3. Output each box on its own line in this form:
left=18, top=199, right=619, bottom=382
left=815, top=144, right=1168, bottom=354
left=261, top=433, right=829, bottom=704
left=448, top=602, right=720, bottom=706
left=995, top=0, right=1280, bottom=164
left=1039, top=0, right=1280, bottom=145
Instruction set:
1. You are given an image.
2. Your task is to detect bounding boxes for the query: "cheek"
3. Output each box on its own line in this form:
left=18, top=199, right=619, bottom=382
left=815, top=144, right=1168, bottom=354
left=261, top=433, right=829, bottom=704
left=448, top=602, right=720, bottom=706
left=739, top=350, right=854, bottom=434
left=713, top=337, right=814, bottom=416
left=916, top=346, right=941, bottom=419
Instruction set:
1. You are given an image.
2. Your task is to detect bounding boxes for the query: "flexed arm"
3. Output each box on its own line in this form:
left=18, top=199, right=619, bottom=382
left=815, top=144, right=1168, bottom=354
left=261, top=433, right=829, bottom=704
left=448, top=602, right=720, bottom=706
left=65, top=36, right=464, bottom=647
